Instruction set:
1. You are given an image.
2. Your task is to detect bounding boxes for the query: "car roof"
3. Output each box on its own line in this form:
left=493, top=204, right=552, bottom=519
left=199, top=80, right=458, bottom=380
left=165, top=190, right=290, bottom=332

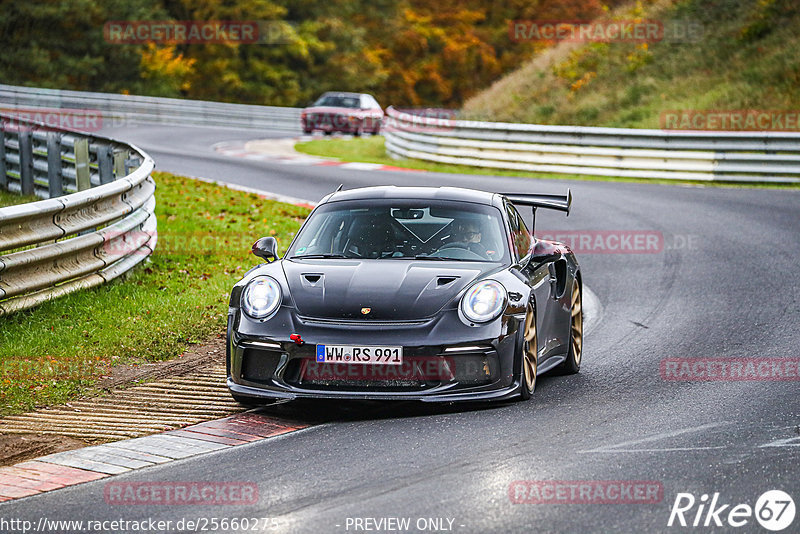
left=320, top=186, right=500, bottom=206
left=319, top=91, right=367, bottom=98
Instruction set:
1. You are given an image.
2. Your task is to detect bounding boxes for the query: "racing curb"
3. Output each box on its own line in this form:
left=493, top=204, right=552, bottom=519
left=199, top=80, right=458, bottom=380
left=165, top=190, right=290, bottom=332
left=214, top=137, right=424, bottom=174
left=0, top=412, right=308, bottom=503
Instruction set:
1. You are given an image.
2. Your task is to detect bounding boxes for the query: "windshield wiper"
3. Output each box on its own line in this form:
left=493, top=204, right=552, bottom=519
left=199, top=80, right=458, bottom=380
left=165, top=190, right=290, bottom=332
left=289, top=254, right=350, bottom=259
left=412, top=255, right=462, bottom=261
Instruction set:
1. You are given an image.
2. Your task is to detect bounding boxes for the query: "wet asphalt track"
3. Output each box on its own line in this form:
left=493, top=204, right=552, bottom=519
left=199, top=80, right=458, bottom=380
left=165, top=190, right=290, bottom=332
left=1, top=124, right=798, bottom=533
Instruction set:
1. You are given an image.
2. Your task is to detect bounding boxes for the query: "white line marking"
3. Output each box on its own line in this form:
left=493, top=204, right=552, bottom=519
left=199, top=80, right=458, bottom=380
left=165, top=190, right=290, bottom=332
left=759, top=437, right=800, bottom=448
left=586, top=446, right=727, bottom=453
left=579, top=422, right=727, bottom=454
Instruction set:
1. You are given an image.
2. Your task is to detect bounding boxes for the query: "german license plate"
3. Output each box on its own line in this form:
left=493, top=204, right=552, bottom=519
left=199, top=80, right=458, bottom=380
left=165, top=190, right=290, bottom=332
left=315, top=345, right=403, bottom=365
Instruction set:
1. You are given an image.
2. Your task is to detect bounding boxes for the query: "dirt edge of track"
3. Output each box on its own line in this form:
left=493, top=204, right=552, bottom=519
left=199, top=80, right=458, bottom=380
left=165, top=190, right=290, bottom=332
left=0, top=333, right=227, bottom=467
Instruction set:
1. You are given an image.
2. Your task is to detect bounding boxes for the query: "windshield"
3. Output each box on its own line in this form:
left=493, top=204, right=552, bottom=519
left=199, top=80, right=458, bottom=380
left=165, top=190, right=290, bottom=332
left=312, top=94, right=361, bottom=108
left=287, top=199, right=510, bottom=262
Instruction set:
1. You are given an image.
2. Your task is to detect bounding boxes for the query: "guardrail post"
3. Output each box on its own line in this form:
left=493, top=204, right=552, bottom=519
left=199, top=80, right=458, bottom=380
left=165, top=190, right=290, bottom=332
left=18, top=130, right=34, bottom=195
left=97, top=144, right=114, bottom=184
left=113, top=149, right=127, bottom=179
left=46, top=132, right=64, bottom=198
left=0, top=122, right=7, bottom=190
left=73, top=137, right=91, bottom=191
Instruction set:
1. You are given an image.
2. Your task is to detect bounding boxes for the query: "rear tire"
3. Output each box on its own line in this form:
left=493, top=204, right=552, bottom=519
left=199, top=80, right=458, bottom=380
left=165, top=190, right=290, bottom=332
left=518, top=304, right=538, bottom=400
left=557, top=279, right=583, bottom=374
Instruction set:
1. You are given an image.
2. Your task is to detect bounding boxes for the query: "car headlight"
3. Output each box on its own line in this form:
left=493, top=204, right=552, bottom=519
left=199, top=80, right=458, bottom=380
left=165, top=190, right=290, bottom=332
left=460, top=280, right=507, bottom=323
left=241, top=276, right=282, bottom=319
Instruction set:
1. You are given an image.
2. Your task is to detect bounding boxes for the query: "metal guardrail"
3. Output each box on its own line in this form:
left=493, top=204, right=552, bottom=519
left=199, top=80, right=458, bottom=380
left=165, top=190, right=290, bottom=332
left=384, top=107, right=800, bottom=182
left=0, top=84, right=302, bottom=132
left=0, top=114, right=157, bottom=316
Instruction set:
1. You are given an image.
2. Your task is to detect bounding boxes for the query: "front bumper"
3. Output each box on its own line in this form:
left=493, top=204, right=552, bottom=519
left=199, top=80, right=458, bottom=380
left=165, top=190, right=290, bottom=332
left=227, top=308, right=524, bottom=402
left=301, top=116, right=362, bottom=133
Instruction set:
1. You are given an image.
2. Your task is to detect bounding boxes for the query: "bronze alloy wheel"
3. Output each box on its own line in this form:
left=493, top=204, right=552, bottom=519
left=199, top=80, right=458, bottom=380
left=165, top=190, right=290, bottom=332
left=557, top=280, right=583, bottom=374
left=520, top=305, right=538, bottom=399
left=570, top=281, right=583, bottom=366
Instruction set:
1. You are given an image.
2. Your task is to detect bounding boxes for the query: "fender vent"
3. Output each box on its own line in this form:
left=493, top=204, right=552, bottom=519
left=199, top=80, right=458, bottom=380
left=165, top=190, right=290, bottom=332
left=554, top=260, right=567, bottom=298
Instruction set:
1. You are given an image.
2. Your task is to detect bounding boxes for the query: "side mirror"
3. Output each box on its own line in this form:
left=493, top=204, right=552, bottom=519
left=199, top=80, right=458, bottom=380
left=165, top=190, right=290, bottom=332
left=529, top=239, right=560, bottom=264
left=252, top=237, right=279, bottom=263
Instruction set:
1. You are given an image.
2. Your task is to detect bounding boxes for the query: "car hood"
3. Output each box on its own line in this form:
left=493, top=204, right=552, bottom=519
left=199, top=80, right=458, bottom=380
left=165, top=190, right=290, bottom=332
left=282, top=259, right=500, bottom=320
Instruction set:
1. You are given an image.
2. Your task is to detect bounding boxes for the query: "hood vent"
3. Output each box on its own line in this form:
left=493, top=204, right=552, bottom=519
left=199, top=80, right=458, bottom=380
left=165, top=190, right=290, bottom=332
left=301, top=273, right=323, bottom=287
left=436, top=276, right=459, bottom=287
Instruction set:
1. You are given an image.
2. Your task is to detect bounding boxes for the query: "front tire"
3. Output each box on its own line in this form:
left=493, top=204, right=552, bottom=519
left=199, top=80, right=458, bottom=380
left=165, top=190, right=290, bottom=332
left=557, top=279, right=583, bottom=374
left=519, top=304, right=538, bottom=400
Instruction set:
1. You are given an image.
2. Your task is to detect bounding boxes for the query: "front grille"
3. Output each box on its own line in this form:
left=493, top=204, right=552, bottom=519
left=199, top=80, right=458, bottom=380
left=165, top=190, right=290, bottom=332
left=296, top=315, right=430, bottom=327
left=282, top=347, right=498, bottom=391
left=449, top=353, right=496, bottom=384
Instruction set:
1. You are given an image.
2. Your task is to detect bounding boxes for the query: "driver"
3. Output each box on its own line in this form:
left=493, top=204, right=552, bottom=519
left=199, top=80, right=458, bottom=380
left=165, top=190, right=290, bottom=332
left=453, top=220, right=489, bottom=258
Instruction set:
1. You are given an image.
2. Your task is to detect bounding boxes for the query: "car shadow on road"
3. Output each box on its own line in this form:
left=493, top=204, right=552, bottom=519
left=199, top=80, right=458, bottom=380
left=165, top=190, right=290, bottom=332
left=245, top=379, right=567, bottom=425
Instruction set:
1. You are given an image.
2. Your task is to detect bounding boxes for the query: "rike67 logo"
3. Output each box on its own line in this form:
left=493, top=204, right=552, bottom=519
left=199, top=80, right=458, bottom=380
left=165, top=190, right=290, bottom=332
left=668, top=490, right=795, bottom=531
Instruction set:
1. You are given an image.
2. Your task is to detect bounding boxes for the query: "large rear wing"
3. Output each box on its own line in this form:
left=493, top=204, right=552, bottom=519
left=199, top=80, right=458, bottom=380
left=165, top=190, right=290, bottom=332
left=502, top=189, right=571, bottom=235
left=502, top=189, right=572, bottom=215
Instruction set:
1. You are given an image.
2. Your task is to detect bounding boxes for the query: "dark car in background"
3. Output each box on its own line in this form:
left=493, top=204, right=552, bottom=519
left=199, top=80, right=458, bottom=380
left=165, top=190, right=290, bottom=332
left=301, top=92, right=384, bottom=135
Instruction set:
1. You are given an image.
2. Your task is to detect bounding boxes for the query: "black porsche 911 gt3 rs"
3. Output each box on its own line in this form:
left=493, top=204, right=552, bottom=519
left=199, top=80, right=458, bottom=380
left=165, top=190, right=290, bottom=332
left=226, top=186, right=582, bottom=403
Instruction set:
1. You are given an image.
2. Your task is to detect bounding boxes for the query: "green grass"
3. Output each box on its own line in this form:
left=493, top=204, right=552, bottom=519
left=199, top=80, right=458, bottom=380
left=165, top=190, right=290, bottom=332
left=0, top=171, right=309, bottom=416
left=295, top=136, right=800, bottom=189
left=461, top=0, right=800, bottom=128
left=0, top=189, right=37, bottom=208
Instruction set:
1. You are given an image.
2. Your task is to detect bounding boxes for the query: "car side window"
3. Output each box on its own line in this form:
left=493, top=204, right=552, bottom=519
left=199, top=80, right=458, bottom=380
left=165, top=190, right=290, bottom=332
left=506, top=204, right=532, bottom=261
